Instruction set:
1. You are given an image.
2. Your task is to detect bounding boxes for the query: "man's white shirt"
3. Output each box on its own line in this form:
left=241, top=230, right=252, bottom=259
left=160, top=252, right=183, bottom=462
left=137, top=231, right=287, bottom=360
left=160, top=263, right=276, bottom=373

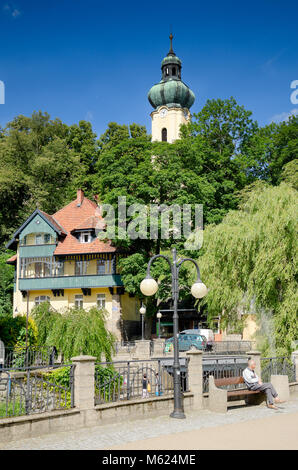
left=243, top=367, right=259, bottom=386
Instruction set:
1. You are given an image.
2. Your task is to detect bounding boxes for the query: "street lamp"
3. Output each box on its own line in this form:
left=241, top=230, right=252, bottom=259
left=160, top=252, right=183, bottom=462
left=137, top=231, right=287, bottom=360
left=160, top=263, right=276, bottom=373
left=139, top=304, right=146, bottom=340
left=156, top=311, right=162, bottom=339
left=140, top=247, right=208, bottom=419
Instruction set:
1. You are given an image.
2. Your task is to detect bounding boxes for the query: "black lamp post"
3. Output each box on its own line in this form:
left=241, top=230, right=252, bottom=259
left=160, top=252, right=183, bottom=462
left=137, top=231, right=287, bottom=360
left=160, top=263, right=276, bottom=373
left=140, top=247, right=207, bottom=419
left=157, top=311, right=162, bottom=339
left=139, top=304, right=146, bottom=340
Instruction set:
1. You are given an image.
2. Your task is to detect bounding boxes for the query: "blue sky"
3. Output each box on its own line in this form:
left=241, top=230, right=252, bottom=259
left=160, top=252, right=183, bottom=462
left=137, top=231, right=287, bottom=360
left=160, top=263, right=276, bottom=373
left=0, top=0, right=297, bottom=137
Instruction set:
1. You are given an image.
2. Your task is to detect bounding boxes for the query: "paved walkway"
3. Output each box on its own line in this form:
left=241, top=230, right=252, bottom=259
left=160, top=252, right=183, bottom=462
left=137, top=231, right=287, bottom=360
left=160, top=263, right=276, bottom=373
left=1, top=394, right=298, bottom=450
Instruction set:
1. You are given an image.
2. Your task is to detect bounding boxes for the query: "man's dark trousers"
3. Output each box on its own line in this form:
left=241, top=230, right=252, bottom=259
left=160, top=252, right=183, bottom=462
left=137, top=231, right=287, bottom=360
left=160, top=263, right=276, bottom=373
left=249, top=382, right=278, bottom=404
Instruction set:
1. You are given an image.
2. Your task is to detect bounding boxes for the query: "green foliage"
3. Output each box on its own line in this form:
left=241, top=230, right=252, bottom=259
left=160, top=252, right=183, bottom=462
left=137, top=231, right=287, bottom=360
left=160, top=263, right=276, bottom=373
left=280, top=159, right=298, bottom=190
left=44, top=366, right=71, bottom=388
left=244, top=115, right=298, bottom=184
left=0, top=315, right=37, bottom=349
left=0, top=398, right=25, bottom=418
left=32, top=304, right=115, bottom=361
left=0, top=251, right=14, bottom=316
left=198, top=182, right=298, bottom=356
left=0, top=112, right=89, bottom=246
left=95, top=364, right=123, bottom=402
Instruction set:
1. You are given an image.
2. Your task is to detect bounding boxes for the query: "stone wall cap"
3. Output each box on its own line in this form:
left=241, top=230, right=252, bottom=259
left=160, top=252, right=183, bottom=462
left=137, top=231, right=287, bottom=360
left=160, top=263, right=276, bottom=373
left=71, top=355, right=97, bottom=361
left=246, top=351, right=261, bottom=355
left=186, top=350, right=203, bottom=355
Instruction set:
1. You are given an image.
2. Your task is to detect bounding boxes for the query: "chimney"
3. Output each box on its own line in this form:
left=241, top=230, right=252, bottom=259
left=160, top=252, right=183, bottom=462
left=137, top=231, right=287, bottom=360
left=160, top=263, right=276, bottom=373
left=77, top=189, right=84, bottom=207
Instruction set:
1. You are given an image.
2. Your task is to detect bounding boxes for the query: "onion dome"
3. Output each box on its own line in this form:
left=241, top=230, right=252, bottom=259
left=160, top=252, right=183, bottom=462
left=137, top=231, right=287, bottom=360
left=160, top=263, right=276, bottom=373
left=148, top=34, right=195, bottom=110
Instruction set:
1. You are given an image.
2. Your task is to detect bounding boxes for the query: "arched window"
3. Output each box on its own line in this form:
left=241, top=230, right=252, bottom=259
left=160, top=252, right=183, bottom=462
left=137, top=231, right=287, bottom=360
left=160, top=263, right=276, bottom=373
left=172, top=67, right=176, bottom=76
left=162, top=128, right=167, bottom=142
left=35, top=295, right=50, bottom=306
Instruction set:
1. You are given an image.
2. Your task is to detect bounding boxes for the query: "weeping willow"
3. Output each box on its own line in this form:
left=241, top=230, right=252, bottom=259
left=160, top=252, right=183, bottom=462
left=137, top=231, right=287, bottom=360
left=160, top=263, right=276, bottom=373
left=198, top=182, right=297, bottom=356
left=32, top=303, right=115, bottom=361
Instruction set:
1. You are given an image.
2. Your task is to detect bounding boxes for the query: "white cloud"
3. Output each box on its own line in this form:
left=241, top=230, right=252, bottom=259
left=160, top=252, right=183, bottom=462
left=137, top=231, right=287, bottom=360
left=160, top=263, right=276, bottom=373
left=2, top=3, right=21, bottom=18
left=12, top=8, right=20, bottom=17
left=270, top=109, right=298, bottom=123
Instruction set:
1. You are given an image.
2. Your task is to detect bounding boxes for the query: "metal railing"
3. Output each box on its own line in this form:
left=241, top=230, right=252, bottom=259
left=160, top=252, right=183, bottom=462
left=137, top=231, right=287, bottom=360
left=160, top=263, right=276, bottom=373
left=94, top=357, right=189, bottom=405
left=204, top=341, right=253, bottom=355
left=202, top=356, right=248, bottom=393
left=114, top=341, right=136, bottom=354
left=261, top=357, right=296, bottom=383
left=0, top=363, right=74, bottom=419
left=1, top=347, right=58, bottom=370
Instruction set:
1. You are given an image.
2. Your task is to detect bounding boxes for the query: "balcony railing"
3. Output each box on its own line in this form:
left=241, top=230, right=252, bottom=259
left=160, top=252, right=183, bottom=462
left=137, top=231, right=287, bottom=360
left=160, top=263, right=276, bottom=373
left=18, top=274, right=123, bottom=291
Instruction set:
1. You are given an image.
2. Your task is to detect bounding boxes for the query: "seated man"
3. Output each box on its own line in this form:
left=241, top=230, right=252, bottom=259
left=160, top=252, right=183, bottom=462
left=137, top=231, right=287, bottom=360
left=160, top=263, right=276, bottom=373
left=243, top=359, right=284, bottom=409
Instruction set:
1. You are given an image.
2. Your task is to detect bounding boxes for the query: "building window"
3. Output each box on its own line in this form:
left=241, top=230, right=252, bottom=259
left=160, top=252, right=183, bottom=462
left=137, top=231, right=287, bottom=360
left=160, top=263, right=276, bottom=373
left=80, top=232, right=91, bottom=243
left=97, top=259, right=106, bottom=275
left=35, top=262, right=42, bottom=277
left=34, top=261, right=50, bottom=277
left=75, top=294, right=83, bottom=309
left=56, top=261, right=64, bottom=276
left=35, top=295, right=50, bottom=306
left=172, top=67, right=176, bottom=76
left=97, top=294, right=106, bottom=309
left=21, top=235, right=27, bottom=246
left=44, top=233, right=51, bottom=244
left=75, top=260, right=88, bottom=275
left=162, top=128, right=167, bottom=142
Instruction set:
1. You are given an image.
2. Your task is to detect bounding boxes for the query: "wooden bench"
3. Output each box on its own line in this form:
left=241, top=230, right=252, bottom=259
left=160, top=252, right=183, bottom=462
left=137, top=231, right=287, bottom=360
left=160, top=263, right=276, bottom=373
left=208, top=375, right=263, bottom=413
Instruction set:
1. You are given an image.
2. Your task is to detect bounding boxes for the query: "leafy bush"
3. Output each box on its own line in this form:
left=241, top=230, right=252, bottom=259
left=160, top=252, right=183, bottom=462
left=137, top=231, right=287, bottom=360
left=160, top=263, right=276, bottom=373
left=95, top=364, right=123, bottom=402
left=32, top=304, right=116, bottom=361
left=0, top=315, right=37, bottom=350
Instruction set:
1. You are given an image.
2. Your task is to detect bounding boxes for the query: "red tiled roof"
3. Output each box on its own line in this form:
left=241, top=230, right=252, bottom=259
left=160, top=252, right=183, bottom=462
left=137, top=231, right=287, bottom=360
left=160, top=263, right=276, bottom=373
left=39, top=210, right=67, bottom=235
left=74, top=216, right=106, bottom=231
left=53, top=191, right=117, bottom=255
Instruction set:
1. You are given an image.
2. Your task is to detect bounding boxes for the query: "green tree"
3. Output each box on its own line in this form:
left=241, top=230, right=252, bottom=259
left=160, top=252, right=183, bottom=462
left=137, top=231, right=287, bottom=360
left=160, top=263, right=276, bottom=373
left=0, top=251, right=14, bottom=316
left=0, top=112, right=87, bottom=245
left=244, top=115, right=298, bottom=184
left=32, top=303, right=115, bottom=361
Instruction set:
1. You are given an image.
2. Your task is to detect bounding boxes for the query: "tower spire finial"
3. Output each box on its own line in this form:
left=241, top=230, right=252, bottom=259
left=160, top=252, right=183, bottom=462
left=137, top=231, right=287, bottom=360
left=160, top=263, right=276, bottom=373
left=169, top=32, right=174, bottom=54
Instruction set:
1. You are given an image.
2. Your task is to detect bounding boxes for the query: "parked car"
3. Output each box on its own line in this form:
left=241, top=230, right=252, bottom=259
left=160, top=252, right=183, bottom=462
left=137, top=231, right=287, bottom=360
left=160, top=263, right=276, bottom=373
left=165, top=333, right=207, bottom=352
left=180, top=329, right=215, bottom=351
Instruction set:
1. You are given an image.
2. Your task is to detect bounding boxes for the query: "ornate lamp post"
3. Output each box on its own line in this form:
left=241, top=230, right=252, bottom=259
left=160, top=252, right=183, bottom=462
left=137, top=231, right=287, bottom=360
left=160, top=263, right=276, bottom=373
left=139, top=304, right=146, bottom=340
left=140, top=247, right=207, bottom=419
left=156, top=311, right=162, bottom=339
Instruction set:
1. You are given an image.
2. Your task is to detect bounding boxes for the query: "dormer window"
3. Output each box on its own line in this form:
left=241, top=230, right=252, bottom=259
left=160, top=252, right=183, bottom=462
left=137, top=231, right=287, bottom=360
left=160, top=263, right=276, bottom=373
left=80, top=232, right=91, bottom=243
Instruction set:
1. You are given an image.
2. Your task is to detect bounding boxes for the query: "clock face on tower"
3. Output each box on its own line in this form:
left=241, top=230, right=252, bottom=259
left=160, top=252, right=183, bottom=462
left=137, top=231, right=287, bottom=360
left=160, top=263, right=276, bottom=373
left=160, top=108, right=168, bottom=118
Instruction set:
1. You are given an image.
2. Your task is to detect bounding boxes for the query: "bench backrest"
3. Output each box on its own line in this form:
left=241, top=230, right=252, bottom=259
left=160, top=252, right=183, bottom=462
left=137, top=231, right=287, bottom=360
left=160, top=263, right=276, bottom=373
left=214, top=376, right=244, bottom=387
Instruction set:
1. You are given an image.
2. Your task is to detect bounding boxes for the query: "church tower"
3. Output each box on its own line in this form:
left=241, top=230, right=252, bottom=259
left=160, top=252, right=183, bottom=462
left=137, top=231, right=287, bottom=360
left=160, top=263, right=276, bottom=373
left=148, top=34, right=195, bottom=143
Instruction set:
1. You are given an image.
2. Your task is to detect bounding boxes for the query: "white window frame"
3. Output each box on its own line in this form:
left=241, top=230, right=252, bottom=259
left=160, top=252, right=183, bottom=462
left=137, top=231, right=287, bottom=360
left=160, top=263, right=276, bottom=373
left=35, top=295, right=50, bottom=306
left=80, top=232, right=91, bottom=243
left=97, top=294, right=106, bottom=310
left=74, top=294, right=83, bottom=309
left=97, top=259, right=106, bottom=275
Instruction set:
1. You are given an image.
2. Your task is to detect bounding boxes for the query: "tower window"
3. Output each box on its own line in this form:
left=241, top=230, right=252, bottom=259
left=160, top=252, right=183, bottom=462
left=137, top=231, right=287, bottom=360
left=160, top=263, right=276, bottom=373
left=162, top=128, right=167, bottom=142
left=172, top=67, right=176, bottom=76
